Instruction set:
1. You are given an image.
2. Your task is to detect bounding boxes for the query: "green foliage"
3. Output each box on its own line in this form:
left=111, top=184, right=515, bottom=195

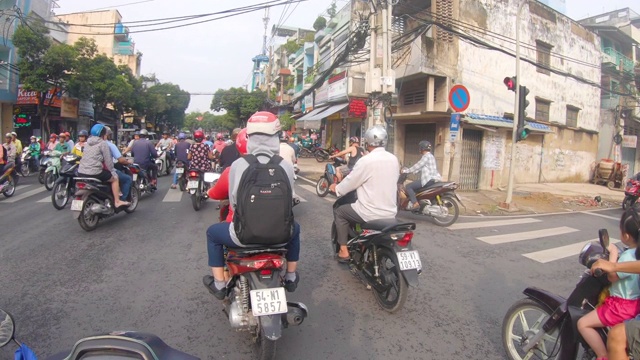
left=327, top=0, right=337, bottom=17
left=210, top=87, right=266, bottom=128
left=279, top=112, right=296, bottom=131
left=184, top=111, right=237, bottom=132
left=142, top=83, right=190, bottom=129
left=282, top=39, right=301, bottom=55
left=313, top=16, right=327, bottom=31
left=304, top=32, right=315, bottom=43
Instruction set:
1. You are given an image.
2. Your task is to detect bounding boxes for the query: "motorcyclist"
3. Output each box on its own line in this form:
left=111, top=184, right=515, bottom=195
left=11, top=132, right=23, bottom=176
left=71, top=130, right=88, bottom=157
left=104, top=127, right=133, bottom=201
left=401, top=140, right=441, bottom=211
left=218, top=128, right=241, bottom=170
left=156, top=131, right=174, bottom=168
left=171, top=132, right=190, bottom=189
left=77, top=124, right=130, bottom=208
left=54, top=133, right=70, bottom=153
left=329, top=136, right=364, bottom=183
left=64, top=132, right=74, bottom=150
left=2, top=133, right=16, bottom=171
left=203, top=112, right=301, bottom=300
left=329, top=125, right=399, bottom=262
left=124, top=131, right=140, bottom=153
left=213, top=132, right=226, bottom=154
left=46, top=134, right=58, bottom=151
left=279, top=131, right=297, bottom=180
left=187, top=130, right=213, bottom=172
left=204, top=134, right=214, bottom=150
left=28, top=136, right=41, bottom=169
left=130, top=129, right=158, bottom=188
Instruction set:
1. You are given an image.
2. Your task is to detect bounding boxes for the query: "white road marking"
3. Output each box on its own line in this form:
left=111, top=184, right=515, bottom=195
left=1, top=186, right=47, bottom=203
left=37, top=196, right=51, bottom=203
left=297, top=184, right=333, bottom=202
left=162, top=188, right=184, bottom=202
left=582, top=212, right=620, bottom=221
left=523, top=238, right=621, bottom=263
left=296, top=195, right=308, bottom=203
left=477, top=226, right=579, bottom=245
left=297, top=175, right=316, bottom=185
left=449, top=218, right=541, bottom=230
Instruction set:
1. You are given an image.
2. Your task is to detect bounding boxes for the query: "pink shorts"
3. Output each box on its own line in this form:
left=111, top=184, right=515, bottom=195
left=597, top=296, right=640, bottom=327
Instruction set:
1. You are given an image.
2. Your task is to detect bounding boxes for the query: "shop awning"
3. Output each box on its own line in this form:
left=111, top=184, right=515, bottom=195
left=463, top=113, right=553, bottom=133
left=296, top=106, right=328, bottom=130
left=297, top=106, right=328, bottom=121
left=309, top=102, right=349, bottom=121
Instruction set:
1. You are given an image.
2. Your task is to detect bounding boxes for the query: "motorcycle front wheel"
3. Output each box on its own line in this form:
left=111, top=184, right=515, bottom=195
left=179, top=177, right=186, bottom=191
left=2, top=177, right=15, bottom=198
left=502, top=298, right=560, bottom=360
left=44, top=172, right=57, bottom=191
left=38, top=169, right=45, bottom=184
left=300, top=148, right=312, bottom=158
left=372, top=247, right=408, bottom=313
left=21, top=163, right=31, bottom=177
left=51, top=180, right=69, bottom=210
left=316, top=177, right=330, bottom=197
left=315, top=151, right=328, bottom=162
left=429, top=196, right=460, bottom=227
left=623, top=195, right=636, bottom=210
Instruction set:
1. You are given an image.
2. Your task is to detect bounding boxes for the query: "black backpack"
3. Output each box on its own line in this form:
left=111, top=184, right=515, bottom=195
left=233, top=154, right=294, bottom=245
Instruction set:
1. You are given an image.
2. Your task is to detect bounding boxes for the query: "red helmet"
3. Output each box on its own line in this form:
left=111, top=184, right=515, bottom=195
left=247, top=111, right=281, bottom=135
left=216, top=132, right=224, bottom=140
left=236, top=128, right=248, bottom=155
left=194, top=130, right=205, bottom=142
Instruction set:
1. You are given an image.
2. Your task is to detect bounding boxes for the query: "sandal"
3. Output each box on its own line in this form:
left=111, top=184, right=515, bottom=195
left=115, top=201, right=131, bottom=208
left=337, top=255, right=350, bottom=263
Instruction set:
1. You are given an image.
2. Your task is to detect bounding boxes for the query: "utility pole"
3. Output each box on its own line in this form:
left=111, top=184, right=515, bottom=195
left=504, top=0, right=527, bottom=208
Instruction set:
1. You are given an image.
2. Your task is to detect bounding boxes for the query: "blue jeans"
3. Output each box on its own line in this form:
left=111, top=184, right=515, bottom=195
left=116, top=169, right=131, bottom=201
left=173, top=160, right=188, bottom=185
left=206, top=222, right=301, bottom=267
left=406, top=179, right=435, bottom=204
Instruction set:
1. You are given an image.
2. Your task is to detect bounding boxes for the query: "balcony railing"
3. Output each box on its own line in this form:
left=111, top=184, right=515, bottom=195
left=114, top=23, right=129, bottom=41
left=114, top=41, right=135, bottom=55
left=603, top=47, right=635, bottom=73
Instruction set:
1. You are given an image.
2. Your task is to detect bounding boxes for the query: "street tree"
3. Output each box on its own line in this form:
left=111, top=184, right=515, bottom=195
left=313, top=16, right=326, bottom=31
left=210, top=87, right=266, bottom=127
left=142, top=83, right=190, bottom=131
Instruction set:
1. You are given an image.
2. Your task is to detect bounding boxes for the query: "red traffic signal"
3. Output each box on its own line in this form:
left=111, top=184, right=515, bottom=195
left=504, top=76, right=517, bottom=92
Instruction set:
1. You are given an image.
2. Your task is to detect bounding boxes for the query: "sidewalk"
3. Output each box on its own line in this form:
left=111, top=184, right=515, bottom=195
left=296, top=158, right=625, bottom=216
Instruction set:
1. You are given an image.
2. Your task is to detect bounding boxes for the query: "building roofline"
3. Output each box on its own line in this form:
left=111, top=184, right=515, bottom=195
left=57, top=8, right=122, bottom=19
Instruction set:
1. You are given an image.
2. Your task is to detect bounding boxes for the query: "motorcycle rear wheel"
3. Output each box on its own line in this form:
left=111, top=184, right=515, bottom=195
left=44, top=172, right=57, bottom=191
left=21, top=163, right=31, bottom=177
left=124, top=187, right=140, bottom=214
left=300, top=148, right=312, bottom=158
left=192, top=191, right=202, bottom=211
left=255, top=321, right=277, bottom=360
left=623, top=195, right=636, bottom=210
left=316, top=177, right=329, bottom=197
left=51, top=180, right=69, bottom=210
left=372, top=247, right=408, bottom=313
left=502, top=298, right=560, bottom=360
left=38, top=170, right=45, bottom=184
left=78, top=196, right=100, bottom=232
left=429, top=196, right=459, bottom=227
left=315, top=151, right=328, bottom=162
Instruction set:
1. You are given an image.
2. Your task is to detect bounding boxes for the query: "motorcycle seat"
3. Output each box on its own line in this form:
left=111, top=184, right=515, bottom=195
left=418, top=181, right=453, bottom=192
left=362, top=218, right=417, bottom=232
left=227, top=244, right=288, bottom=256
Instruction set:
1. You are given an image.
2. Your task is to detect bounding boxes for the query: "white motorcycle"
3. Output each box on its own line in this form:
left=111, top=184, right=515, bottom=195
left=155, top=146, right=172, bottom=176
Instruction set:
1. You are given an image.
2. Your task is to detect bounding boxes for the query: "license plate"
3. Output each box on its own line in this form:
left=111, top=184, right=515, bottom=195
left=397, top=251, right=422, bottom=271
left=250, top=288, right=288, bottom=316
left=187, top=180, right=199, bottom=189
left=132, top=174, right=138, bottom=181
left=204, top=172, right=219, bottom=183
left=70, top=199, right=83, bottom=211
left=176, top=168, right=184, bottom=174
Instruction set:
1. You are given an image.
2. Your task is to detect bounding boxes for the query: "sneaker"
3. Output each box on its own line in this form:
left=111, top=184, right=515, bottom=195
left=170, top=184, right=177, bottom=189
left=407, top=202, right=420, bottom=211
left=202, top=275, right=226, bottom=300
left=282, top=271, right=299, bottom=292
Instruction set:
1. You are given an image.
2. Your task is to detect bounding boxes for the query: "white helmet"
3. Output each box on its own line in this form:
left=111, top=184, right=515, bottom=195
left=247, top=111, right=281, bottom=135
left=363, top=125, right=388, bottom=148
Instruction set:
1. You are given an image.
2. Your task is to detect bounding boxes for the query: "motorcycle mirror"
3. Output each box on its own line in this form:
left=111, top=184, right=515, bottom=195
left=599, top=229, right=610, bottom=249
left=0, top=308, right=16, bottom=348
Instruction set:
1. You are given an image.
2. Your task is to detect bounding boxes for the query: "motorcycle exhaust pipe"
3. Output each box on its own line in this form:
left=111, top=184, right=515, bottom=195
left=282, top=302, right=308, bottom=326
left=89, top=204, right=110, bottom=215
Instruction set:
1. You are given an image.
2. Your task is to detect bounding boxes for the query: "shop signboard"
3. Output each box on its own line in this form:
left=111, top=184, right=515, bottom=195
left=328, top=77, right=347, bottom=102
left=315, top=86, right=328, bottom=106
left=348, top=98, right=367, bottom=118
left=61, top=97, right=79, bottom=118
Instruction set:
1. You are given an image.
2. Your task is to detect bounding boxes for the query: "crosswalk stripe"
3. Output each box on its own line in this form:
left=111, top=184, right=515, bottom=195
left=523, top=238, right=621, bottom=263
left=297, top=195, right=308, bottom=203
left=37, top=196, right=51, bottom=203
left=477, top=226, right=579, bottom=245
left=582, top=212, right=619, bottom=221
left=1, top=186, right=47, bottom=204
left=449, top=218, right=541, bottom=230
left=162, top=188, right=184, bottom=202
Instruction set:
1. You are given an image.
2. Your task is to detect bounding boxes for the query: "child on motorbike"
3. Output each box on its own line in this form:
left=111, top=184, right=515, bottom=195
left=578, top=208, right=640, bottom=360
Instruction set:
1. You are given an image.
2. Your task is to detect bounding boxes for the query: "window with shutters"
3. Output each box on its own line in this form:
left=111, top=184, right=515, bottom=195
left=436, top=0, right=453, bottom=43
left=403, top=90, right=426, bottom=106
left=566, top=106, right=579, bottom=128
left=535, top=99, right=551, bottom=122
left=536, top=41, right=552, bottom=75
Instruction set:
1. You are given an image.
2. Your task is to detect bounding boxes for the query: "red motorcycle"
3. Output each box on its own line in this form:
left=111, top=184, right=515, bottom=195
left=623, top=174, right=640, bottom=209
left=397, top=173, right=463, bottom=227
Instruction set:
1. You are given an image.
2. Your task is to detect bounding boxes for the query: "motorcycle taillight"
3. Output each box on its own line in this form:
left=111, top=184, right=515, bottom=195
left=391, top=231, right=413, bottom=247
left=76, top=182, right=87, bottom=189
left=189, top=171, right=199, bottom=178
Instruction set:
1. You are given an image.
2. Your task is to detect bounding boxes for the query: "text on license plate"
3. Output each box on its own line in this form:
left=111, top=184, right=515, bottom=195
left=176, top=168, right=184, bottom=174
left=132, top=173, right=138, bottom=181
left=70, top=199, right=83, bottom=211
left=187, top=180, right=199, bottom=189
left=397, top=251, right=422, bottom=271
left=250, top=288, right=288, bottom=316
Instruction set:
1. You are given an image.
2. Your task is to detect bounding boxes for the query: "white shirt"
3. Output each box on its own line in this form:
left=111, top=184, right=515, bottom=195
left=279, top=143, right=296, bottom=166
left=335, top=147, right=399, bottom=221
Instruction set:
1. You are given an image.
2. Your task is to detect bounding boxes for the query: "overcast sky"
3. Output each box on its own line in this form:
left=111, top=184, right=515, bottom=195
left=55, top=0, right=639, bottom=113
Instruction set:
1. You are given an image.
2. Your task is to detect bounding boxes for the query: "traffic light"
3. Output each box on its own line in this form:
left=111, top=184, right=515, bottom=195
left=516, top=85, right=530, bottom=142
left=504, top=76, right=517, bottom=92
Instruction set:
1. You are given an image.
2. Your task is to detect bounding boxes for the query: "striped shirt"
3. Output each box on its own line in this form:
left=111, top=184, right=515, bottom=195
left=406, top=152, right=441, bottom=186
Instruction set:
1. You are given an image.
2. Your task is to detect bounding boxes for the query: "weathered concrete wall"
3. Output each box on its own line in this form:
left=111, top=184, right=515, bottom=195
left=59, top=11, right=121, bottom=57
left=456, top=0, right=601, bottom=131
left=597, top=109, right=617, bottom=161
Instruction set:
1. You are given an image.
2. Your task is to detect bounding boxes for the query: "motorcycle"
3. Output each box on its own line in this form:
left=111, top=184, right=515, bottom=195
left=315, top=157, right=346, bottom=197
left=502, top=229, right=618, bottom=360
left=155, top=146, right=172, bottom=176
left=71, top=168, right=140, bottom=231
left=51, top=153, right=81, bottom=210
left=0, top=164, right=17, bottom=198
left=38, top=150, right=52, bottom=184
left=330, top=191, right=420, bottom=313
left=0, top=307, right=199, bottom=359
left=129, top=163, right=155, bottom=196
left=314, top=145, right=340, bottom=162
left=397, top=173, right=463, bottom=227
left=44, top=150, right=62, bottom=191
left=20, top=148, right=38, bottom=176
left=623, top=174, right=640, bottom=209
left=186, top=168, right=220, bottom=211
left=175, top=160, right=188, bottom=191
left=215, top=198, right=307, bottom=360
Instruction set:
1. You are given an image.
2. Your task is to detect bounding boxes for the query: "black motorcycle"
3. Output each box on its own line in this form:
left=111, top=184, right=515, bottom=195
left=51, top=154, right=81, bottom=210
left=186, top=168, right=219, bottom=211
left=0, top=307, right=199, bottom=359
left=175, top=160, right=188, bottom=191
left=502, top=229, right=618, bottom=360
left=130, top=163, right=155, bottom=197
left=38, top=150, right=52, bottom=184
left=71, top=168, right=140, bottom=232
left=330, top=191, right=420, bottom=313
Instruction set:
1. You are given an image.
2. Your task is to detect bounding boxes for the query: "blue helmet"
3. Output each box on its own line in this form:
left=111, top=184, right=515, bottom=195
left=178, top=132, right=186, bottom=139
left=90, top=124, right=105, bottom=137
left=78, top=130, right=88, bottom=137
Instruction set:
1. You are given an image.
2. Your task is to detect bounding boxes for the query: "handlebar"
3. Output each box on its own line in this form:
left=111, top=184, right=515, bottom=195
left=594, top=268, right=604, bottom=277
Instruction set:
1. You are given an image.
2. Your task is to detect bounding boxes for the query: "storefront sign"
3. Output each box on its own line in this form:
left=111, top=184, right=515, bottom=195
left=78, top=100, right=94, bottom=118
left=304, top=95, right=313, bottom=112
left=622, top=135, right=637, bottom=148
left=61, top=97, right=79, bottom=118
left=13, top=114, right=31, bottom=127
left=328, top=77, right=347, bottom=102
left=348, top=99, right=367, bottom=118
left=17, top=85, right=39, bottom=105
left=315, top=86, right=328, bottom=106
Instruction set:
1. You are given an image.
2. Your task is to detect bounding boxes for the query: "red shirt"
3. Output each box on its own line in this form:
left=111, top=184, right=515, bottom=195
left=207, top=167, right=233, bottom=222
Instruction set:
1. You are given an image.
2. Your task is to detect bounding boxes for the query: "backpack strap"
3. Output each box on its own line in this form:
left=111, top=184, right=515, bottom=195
left=269, top=155, right=283, bottom=165
left=244, top=154, right=259, bottom=165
